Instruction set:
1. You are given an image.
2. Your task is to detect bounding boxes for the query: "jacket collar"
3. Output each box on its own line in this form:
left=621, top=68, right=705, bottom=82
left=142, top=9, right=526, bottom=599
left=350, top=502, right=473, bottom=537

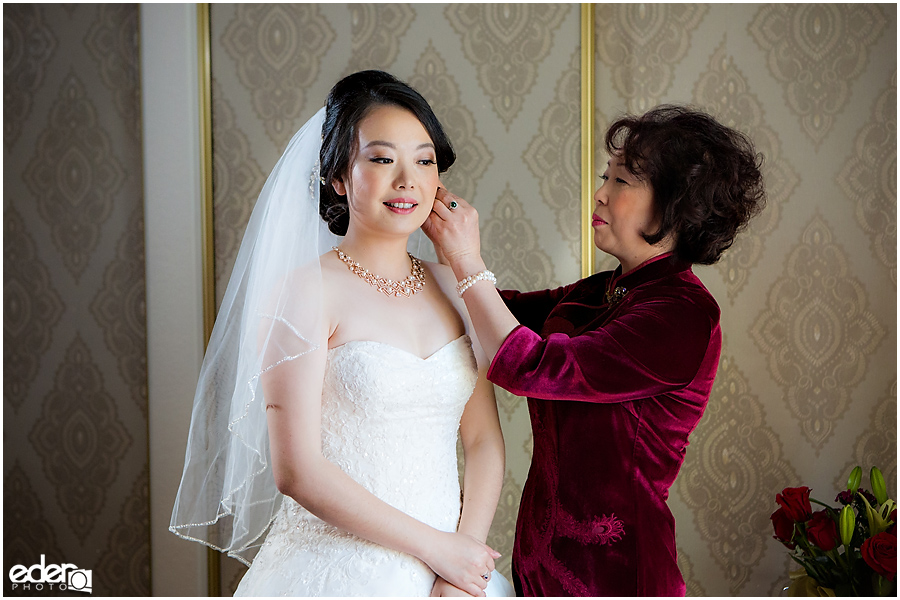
left=606, top=252, right=690, bottom=302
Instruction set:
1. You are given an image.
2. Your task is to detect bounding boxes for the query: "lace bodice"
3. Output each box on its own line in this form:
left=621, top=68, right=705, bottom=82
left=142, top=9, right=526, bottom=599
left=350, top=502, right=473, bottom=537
left=234, top=335, right=479, bottom=596
left=320, top=336, right=476, bottom=526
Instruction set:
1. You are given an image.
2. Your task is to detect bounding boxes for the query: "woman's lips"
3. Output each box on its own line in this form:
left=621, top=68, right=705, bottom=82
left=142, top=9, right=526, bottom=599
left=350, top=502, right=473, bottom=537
left=384, top=199, right=418, bottom=214
left=592, top=215, right=607, bottom=227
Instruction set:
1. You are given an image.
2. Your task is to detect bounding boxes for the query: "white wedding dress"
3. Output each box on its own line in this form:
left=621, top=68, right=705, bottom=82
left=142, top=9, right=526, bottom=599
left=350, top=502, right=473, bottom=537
left=234, top=335, right=514, bottom=597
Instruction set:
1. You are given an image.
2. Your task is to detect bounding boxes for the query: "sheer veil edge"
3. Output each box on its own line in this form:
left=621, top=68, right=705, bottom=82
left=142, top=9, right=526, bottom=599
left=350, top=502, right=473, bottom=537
left=169, top=107, right=338, bottom=565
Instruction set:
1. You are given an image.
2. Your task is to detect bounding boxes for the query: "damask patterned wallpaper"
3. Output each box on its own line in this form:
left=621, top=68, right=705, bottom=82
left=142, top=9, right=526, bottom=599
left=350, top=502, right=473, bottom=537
left=592, top=3, right=896, bottom=595
left=3, top=4, right=149, bottom=596
left=206, top=3, right=897, bottom=596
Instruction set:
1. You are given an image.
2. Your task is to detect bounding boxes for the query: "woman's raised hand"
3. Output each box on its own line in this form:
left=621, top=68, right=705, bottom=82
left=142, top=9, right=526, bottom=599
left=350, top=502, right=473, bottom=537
left=421, top=530, right=500, bottom=597
left=423, top=187, right=482, bottom=271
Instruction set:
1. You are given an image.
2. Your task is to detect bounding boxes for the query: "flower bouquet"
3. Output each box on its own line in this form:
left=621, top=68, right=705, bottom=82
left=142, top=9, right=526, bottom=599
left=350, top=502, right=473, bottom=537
left=771, top=466, right=896, bottom=596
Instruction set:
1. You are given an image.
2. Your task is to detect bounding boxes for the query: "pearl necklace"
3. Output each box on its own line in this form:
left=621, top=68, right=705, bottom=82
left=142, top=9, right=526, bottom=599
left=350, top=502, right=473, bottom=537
left=333, top=247, right=425, bottom=297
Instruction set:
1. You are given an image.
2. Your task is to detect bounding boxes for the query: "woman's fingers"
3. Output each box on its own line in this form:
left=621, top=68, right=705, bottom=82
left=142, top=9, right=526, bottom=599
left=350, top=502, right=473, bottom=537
left=430, top=195, right=452, bottom=219
left=426, top=187, right=482, bottom=268
left=458, top=578, right=484, bottom=597
left=427, top=532, right=496, bottom=597
left=431, top=191, right=475, bottom=226
left=431, top=577, right=475, bottom=598
left=435, top=187, right=469, bottom=213
left=421, top=211, right=442, bottom=241
left=484, top=557, right=495, bottom=578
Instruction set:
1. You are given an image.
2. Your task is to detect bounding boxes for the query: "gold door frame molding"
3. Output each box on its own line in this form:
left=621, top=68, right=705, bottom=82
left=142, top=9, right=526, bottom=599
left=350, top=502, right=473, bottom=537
left=196, top=3, right=219, bottom=596
left=197, top=2, right=215, bottom=348
left=580, top=3, right=595, bottom=278
left=195, top=3, right=598, bottom=593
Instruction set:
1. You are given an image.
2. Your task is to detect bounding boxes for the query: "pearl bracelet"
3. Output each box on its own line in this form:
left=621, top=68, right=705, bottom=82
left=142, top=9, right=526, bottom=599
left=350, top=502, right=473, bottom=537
left=456, top=270, right=497, bottom=297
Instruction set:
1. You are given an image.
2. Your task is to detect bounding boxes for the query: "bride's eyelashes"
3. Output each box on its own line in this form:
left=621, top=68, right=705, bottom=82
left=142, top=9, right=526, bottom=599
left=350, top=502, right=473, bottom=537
left=366, top=156, right=438, bottom=166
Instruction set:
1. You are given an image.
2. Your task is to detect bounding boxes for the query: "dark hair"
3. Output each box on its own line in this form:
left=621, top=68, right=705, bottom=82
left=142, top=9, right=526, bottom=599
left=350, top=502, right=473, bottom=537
left=319, top=70, right=456, bottom=235
left=605, top=105, right=766, bottom=265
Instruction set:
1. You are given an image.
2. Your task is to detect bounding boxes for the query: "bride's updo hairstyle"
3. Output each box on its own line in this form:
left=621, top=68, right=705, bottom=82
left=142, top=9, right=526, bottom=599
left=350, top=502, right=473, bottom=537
left=319, top=70, right=456, bottom=236
left=605, top=105, right=766, bottom=265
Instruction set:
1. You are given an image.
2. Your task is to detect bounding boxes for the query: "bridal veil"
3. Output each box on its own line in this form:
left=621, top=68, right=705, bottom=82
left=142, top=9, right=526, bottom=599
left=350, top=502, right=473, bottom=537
left=170, top=108, right=339, bottom=565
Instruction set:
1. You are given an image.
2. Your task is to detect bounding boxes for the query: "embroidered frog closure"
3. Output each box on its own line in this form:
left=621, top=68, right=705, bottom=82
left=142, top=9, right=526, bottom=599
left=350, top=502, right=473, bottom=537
left=605, top=285, right=628, bottom=306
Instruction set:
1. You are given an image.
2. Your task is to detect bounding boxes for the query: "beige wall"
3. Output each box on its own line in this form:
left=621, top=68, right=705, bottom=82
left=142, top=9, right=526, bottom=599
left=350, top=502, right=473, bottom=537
left=140, top=4, right=210, bottom=596
left=4, top=4, right=149, bottom=596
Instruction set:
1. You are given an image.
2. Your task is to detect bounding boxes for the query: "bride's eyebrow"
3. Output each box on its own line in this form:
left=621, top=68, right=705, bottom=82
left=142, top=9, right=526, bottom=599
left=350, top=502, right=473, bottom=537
left=362, top=140, right=435, bottom=151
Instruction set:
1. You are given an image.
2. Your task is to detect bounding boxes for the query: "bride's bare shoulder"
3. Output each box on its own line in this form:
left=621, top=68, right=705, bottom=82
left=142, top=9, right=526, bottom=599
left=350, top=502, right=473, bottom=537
left=423, top=260, right=456, bottom=287
left=422, top=260, right=467, bottom=311
left=317, top=250, right=360, bottom=311
left=269, top=252, right=341, bottom=304
left=318, top=248, right=343, bottom=276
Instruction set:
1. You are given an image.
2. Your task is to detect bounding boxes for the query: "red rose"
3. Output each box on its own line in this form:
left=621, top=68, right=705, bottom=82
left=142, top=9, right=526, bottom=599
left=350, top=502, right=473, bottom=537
left=776, top=486, right=813, bottom=522
left=771, top=507, right=796, bottom=549
left=861, top=532, right=897, bottom=581
left=806, top=510, right=840, bottom=551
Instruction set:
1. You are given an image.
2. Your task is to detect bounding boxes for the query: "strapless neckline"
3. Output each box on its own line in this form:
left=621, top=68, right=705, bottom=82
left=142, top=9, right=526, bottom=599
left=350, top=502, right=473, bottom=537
left=327, top=334, right=469, bottom=362
left=233, top=329, right=516, bottom=597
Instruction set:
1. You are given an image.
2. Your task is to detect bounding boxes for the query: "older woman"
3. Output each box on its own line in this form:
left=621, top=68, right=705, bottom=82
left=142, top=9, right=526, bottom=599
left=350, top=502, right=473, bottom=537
left=423, top=105, right=765, bottom=596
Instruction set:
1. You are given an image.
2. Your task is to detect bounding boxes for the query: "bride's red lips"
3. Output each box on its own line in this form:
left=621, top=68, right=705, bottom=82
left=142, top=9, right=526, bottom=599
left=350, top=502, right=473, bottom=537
left=384, top=198, right=418, bottom=214
left=592, top=215, right=607, bottom=227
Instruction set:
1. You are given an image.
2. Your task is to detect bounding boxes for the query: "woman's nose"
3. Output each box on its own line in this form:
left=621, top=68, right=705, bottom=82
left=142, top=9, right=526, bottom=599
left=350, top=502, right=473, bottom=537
left=593, top=186, right=606, bottom=205
left=394, top=166, right=414, bottom=189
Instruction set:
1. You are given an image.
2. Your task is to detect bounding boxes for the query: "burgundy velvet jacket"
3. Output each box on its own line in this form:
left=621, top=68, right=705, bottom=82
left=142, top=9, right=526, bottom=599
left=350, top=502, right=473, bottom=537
left=487, top=254, right=721, bottom=596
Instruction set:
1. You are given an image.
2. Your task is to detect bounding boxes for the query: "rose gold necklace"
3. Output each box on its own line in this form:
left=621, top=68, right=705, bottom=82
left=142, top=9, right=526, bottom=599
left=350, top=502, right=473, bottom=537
left=333, top=246, right=425, bottom=297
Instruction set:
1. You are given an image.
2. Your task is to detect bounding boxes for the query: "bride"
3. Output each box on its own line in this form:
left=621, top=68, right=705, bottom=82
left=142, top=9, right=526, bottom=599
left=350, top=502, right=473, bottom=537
left=170, top=70, right=514, bottom=597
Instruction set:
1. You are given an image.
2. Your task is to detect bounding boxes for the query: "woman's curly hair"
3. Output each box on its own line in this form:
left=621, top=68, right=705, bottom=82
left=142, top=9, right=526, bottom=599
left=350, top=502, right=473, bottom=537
left=605, top=105, right=766, bottom=265
left=319, top=70, right=455, bottom=236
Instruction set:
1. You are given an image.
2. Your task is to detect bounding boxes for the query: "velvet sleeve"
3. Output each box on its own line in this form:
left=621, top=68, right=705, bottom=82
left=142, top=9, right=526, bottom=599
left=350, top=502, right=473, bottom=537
left=499, top=284, right=575, bottom=334
left=487, top=294, right=715, bottom=402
